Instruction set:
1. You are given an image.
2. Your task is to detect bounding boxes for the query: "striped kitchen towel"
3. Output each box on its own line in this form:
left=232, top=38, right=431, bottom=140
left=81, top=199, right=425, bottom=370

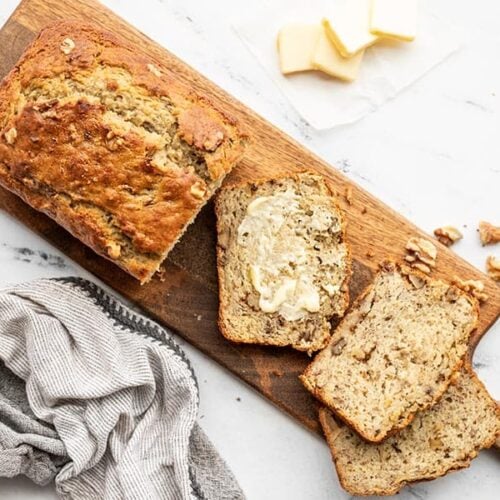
left=0, top=278, right=244, bottom=500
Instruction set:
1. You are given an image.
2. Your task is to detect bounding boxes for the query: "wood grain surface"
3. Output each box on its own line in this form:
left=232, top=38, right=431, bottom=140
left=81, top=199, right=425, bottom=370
left=0, top=0, right=498, bottom=435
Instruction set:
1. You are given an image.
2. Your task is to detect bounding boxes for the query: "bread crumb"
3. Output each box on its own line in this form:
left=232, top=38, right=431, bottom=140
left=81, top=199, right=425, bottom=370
left=361, top=206, right=367, bottom=214
left=345, top=187, right=353, bottom=205
left=366, top=250, right=375, bottom=258
left=479, top=221, right=500, bottom=246
left=271, top=369, right=284, bottom=377
left=434, top=226, right=463, bottom=247
left=156, top=268, right=166, bottom=282
left=486, top=256, right=500, bottom=281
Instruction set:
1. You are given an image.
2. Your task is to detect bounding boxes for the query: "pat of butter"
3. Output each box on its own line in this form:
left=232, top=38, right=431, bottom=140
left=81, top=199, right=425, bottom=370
left=370, top=0, right=418, bottom=42
left=323, top=0, right=378, bottom=58
left=277, top=24, right=321, bottom=74
left=312, top=28, right=364, bottom=82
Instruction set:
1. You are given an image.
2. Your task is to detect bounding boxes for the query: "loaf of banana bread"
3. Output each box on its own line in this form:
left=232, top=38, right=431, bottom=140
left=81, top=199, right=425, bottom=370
left=0, top=21, right=246, bottom=282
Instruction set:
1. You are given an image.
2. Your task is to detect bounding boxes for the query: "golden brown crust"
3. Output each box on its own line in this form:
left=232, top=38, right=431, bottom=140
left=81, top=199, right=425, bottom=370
left=301, top=261, right=480, bottom=443
left=215, top=170, right=352, bottom=352
left=319, top=363, right=500, bottom=496
left=0, top=20, right=246, bottom=282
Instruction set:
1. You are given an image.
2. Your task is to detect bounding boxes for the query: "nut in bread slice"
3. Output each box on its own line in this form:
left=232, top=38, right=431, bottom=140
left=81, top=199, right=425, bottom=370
left=215, top=172, right=351, bottom=353
left=301, top=262, right=479, bottom=442
left=319, top=365, right=500, bottom=496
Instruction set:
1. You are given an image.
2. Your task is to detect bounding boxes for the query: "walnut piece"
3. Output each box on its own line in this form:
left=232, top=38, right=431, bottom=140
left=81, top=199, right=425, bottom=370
left=433, top=226, right=463, bottom=247
left=331, top=337, right=346, bottom=356
left=190, top=182, right=206, bottom=200
left=479, top=221, right=500, bottom=246
left=106, top=242, right=121, bottom=259
left=4, top=127, right=17, bottom=145
left=452, top=276, right=488, bottom=303
left=405, top=237, right=437, bottom=274
left=60, top=38, right=75, bottom=55
left=486, top=256, right=500, bottom=281
left=407, top=274, right=426, bottom=289
left=150, top=149, right=169, bottom=172
left=412, top=262, right=431, bottom=274
left=445, top=286, right=460, bottom=303
left=147, top=63, right=162, bottom=77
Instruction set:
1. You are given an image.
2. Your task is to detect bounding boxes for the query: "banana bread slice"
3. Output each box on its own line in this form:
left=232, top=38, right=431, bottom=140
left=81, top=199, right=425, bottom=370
left=215, top=172, right=351, bottom=353
left=0, top=21, right=246, bottom=283
left=301, top=262, right=479, bottom=442
left=319, top=365, right=500, bottom=496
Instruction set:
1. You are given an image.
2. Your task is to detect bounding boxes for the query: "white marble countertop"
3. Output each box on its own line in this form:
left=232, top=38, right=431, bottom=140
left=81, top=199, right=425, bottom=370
left=0, top=0, right=498, bottom=498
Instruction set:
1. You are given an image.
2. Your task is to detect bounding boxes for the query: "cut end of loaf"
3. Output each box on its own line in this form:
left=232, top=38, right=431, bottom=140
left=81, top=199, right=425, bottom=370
left=0, top=20, right=246, bottom=283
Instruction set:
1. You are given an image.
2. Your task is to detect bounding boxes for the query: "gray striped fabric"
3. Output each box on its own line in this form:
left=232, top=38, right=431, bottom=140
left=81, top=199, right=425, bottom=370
left=0, top=278, right=244, bottom=500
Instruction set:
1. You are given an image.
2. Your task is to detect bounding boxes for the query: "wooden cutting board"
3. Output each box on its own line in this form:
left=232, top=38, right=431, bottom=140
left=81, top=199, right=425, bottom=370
left=0, top=0, right=498, bottom=435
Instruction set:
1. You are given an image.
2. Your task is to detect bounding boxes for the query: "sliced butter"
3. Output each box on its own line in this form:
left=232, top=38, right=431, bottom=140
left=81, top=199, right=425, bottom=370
left=277, top=24, right=321, bottom=74
left=370, top=0, right=418, bottom=42
left=312, top=29, right=364, bottom=82
left=323, top=0, right=378, bottom=58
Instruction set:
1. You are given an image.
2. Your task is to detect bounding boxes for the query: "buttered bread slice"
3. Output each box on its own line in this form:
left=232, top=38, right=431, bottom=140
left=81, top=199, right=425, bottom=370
left=301, top=263, right=479, bottom=442
left=319, top=365, right=500, bottom=496
left=215, top=173, right=351, bottom=353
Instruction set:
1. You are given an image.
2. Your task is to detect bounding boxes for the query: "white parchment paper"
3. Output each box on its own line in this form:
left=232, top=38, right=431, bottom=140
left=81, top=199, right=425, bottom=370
left=235, top=0, right=461, bottom=129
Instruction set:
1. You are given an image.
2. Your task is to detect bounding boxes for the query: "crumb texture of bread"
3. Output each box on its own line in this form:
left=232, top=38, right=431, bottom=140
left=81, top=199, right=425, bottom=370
left=215, top=172, right=350, bottom=352
left=0, top=21, right=245, bottom=282
left=301, top=263, right=478, bottom=442
left=319, top=366, right=500, bottom=496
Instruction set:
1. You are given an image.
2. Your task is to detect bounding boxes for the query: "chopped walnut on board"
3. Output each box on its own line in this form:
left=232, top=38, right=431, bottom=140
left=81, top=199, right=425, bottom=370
left=433, top=226, right=463, bottom=247
left=486, top=256, right=500, bottom=281
left=404, top=237, right=437, bottom=274
left=452, top=276, right=489, bottom=303
left=478, top=221, right=500, bottom=246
